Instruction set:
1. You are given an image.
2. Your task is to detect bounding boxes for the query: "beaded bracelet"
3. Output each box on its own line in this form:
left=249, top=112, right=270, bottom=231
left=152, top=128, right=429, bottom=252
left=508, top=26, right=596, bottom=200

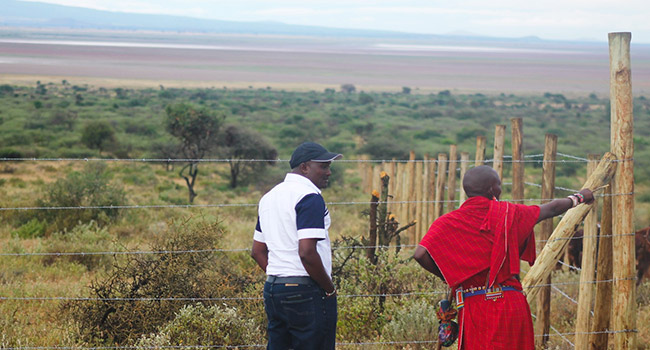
left=567, top=195, right=579, bottom=208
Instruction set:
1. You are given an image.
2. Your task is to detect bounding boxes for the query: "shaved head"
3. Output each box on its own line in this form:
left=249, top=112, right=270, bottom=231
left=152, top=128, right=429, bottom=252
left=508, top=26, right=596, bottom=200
left=463, top=165, right=501, bottom=199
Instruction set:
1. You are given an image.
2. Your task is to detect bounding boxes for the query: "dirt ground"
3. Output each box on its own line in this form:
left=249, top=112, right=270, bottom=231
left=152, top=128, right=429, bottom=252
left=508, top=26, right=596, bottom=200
left=1, top=30, right=649, bottom=96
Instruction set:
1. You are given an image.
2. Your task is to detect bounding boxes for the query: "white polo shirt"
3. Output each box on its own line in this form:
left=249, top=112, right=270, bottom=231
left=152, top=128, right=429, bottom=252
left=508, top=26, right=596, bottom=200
left=254, top=173, right=332, bottom=277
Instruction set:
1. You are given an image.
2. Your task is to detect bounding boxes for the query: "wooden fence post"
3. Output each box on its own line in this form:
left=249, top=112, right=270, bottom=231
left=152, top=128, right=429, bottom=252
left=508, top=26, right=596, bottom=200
left=415, top=160, right=424, bottom=240
left=422, top=155, right=431, bottom=238
left=359, top=154, right=370, bottom=193
left=447, top=145, right=458, bottom=213
left=387, top=160, right=397, bottom=217
left=575, top=154, right=600, bottom=350
left=372, top=163, right=381, bottom=194
left=398, top=161, right=408, bottom=231
left=534, top=133, right=557, bottom=349
left=459, top=152, right=469, bottom=204
left=407, top=151, right=417, bottom=243
left=493, top=124, right=506, bottom=181
left=427, top=155, right=436, bottom=226
left=475, top=135, right=486, bottom=166
left=609, top=32, right=636, bottom=350
left=590, top=181, right=613, bottom=349
left=511, top=118, right=524, bottom=202
left=434, top=153, right=447, bottom=221
left=523, top=152, right=617, bottom=303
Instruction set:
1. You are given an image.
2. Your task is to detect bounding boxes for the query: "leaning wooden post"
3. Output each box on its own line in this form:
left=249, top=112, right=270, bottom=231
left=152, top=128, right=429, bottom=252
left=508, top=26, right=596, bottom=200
left=511, top=118, right=524, bottom=202
left=534, top=133, right=557, bottom=349
left=459, top=152, right=470, bottom=203
left=590, top=181, right=613, bottom=350
left=609, top=32, right=636, bottom=350
left=493, top=124, right=506, bottom=181
left=475, top=135, right=486, bottom=166
left=447, top=145, right=458, bottom=213
left=414, top=160, right=424, bottom=240
left=433, top=153, right=448, bottom=221
left=523, top=152, right=617, bottom=303
left=575, top=154, right=600, bottom=350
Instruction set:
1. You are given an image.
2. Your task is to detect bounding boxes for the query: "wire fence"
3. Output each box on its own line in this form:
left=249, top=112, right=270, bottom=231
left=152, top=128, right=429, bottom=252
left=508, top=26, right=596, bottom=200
left=0, top=151, right=640, bottom=346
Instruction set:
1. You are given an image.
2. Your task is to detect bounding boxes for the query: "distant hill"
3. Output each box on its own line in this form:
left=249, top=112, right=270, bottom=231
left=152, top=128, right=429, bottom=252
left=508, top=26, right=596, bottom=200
left=1, top=0, right=435, bottom=39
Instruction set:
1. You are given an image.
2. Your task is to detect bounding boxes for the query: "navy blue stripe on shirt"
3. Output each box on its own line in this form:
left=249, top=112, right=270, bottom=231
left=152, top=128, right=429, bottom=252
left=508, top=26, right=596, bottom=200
left=295, top=193, right=326, bottom=230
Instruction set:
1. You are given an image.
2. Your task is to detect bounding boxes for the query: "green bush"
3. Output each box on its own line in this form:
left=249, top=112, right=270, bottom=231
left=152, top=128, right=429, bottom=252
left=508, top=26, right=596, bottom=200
left=381, top=299, right=439, bottom=349
left=13, top=218, right=47, bottom=238
left=37, top=162, right=126, bottom=233
left=136, top=303, right=263, bottom=348
left=64, top=218, right=256, bottom=344
left=41, top=221, right=115, bottom=270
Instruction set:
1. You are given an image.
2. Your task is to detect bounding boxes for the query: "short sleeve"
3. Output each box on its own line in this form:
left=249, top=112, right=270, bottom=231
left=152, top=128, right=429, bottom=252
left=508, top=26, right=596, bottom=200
left=253, top=216, right=264, bottom=242
left=295, top=193, right=328, bottom=240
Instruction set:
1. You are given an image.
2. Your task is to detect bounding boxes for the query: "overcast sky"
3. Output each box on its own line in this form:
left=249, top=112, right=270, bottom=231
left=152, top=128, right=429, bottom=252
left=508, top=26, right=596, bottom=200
left=22, top=0, right=650, bottom=43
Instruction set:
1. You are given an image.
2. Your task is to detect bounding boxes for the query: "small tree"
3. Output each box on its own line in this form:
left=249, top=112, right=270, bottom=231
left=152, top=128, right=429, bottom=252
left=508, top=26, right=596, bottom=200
left=341, top=83, right=356, bottom=93
left=165, top=102, right=224, bottom=203
left=81, top=121, right=116, bottom=154
left=218, top=125, right=277, bottom=188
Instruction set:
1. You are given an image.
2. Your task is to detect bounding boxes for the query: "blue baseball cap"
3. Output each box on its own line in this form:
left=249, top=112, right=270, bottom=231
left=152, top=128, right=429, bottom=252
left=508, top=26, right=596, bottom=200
left=289, top=142, right=342, bottom=169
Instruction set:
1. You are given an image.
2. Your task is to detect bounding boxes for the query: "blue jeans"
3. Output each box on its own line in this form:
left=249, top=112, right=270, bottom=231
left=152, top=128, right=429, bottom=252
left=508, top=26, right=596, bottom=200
left=263, top=279, right=337, bottom=350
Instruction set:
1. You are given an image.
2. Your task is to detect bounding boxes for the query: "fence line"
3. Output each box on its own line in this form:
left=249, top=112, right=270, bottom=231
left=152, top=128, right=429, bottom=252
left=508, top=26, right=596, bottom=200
left=0, top=193, right=633, bottom=211
left=0, top=277, right=636, bottom=302
left=2, top=232, right=638, bottom=257
left=0, top=154, right=618, bottom=164
left=0, top=328, right=639, bottom=350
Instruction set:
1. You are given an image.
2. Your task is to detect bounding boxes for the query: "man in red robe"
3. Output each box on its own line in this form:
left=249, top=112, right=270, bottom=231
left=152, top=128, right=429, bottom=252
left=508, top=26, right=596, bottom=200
left=414, top=165, right=594, bottom=350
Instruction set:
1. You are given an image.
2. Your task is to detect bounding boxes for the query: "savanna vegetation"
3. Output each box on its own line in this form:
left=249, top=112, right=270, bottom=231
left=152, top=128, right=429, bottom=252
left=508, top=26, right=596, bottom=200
left=1, top=81, right=649, bottom=349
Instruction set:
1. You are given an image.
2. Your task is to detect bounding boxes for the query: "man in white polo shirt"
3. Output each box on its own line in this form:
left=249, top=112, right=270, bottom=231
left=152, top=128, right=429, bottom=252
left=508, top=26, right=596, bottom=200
left=251, top=142, right=342, bottom=350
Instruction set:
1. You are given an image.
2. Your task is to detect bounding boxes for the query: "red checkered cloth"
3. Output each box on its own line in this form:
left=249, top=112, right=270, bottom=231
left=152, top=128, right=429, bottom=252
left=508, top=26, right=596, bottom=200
left=419, top=196, right=540, bottom=349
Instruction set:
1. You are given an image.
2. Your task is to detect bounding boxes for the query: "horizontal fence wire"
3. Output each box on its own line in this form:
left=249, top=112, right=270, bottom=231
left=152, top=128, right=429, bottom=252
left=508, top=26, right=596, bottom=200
left=1, top=230, right=638, bottom=256
left=0, top=328, right=639, bottom=350
left=0, top=277, right=637, bottom=302
left=2, top=231, right=639, bottom=257
left=0, top=153, right=628, bottom=164
left=0, top=194, right=634, bottom=211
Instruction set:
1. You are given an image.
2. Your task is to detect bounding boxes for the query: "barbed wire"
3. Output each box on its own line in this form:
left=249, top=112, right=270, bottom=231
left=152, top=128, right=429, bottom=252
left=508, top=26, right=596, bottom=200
left=0, top=154, right=626, bottom=164
left=0, top=277, right=636, bottom=302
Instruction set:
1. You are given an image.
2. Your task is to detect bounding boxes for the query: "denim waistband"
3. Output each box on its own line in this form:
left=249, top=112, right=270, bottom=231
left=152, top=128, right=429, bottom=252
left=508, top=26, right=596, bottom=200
left=266, top=275, right=314, bottom=285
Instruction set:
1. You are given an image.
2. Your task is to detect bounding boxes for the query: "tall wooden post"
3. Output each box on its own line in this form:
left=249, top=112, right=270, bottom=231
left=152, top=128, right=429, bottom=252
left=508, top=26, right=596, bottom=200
left=459, top=152, right=470, bottom=204
left=427, top=156, right=436, bottom=225
left=398, top=161, right=407, bottom=230
left=407, top=151, right=417, bottom=242
left=447, top=145, right=458, bottom=213
left=534, top=133, right=557, bottom=349
left=590, top=182, right=613, bottom=350
left=360, top=154, right=370, bottom=193
left=511, top=118, right=524, bottom=202
left=434, top=153, right=448, bottom=221
left=414, top=160, right=424, bottom=240
left=575, top=155, right=600, bottom=350
left=372, top=163, right=381, bottom=194
left=609, top=32, right=636, bottom=350
left=475, top=135, right=486, bottom=166
left=422, top=155, right=431, bottom=237
left=387, top=160, right=397, bottom=216
left=493, top=124, right=506, bottom=181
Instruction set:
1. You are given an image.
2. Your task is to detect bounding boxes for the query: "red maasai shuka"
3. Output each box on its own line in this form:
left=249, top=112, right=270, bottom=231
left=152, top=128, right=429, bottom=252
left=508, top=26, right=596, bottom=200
left=419, top=196, right=540, bottom=350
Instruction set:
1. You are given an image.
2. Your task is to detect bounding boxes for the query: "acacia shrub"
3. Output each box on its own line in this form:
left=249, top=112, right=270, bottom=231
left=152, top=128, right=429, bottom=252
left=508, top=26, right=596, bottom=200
left=37, top=162, right=125, bottom=233
left=65, top=218, right=257, bottom=345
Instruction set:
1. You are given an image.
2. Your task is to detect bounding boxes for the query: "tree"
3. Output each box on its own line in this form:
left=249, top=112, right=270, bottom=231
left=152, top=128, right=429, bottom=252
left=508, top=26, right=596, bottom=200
left=217, top=124, right=277, bottom=188
left=165, top=102, right=224, bottom=203
left=340, top=83, right=356, bottom=93
left=81, top=121, right=116, bottom=154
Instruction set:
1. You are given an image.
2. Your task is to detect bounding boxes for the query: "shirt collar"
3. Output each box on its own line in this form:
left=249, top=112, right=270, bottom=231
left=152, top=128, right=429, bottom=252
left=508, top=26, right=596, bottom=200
left=284, top=173, right=322, bottom=194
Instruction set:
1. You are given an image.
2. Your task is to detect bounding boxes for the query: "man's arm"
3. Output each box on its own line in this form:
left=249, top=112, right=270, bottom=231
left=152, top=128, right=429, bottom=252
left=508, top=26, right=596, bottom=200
left=251, top=240, right=268, bottom=272
left=413, top=246, right=444, bottom=280
left=299, top=238, right=336, bottom=294
left=537, top=188, right=594, bottom=223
